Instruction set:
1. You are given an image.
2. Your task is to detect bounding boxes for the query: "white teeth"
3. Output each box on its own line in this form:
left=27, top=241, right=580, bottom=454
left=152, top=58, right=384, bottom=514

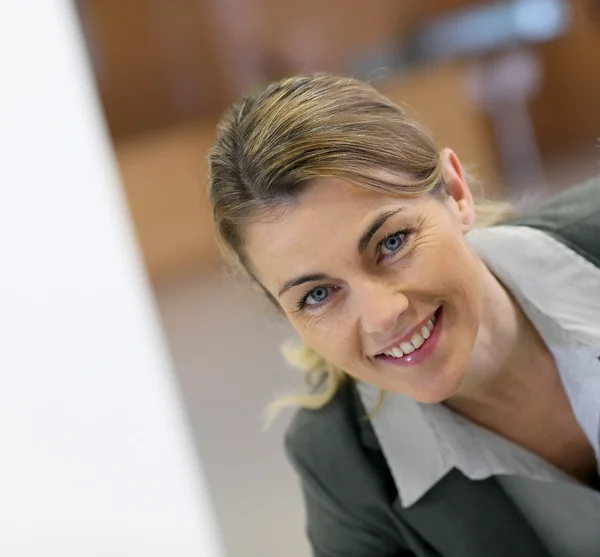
left=411, top=332, right=425, bottom=349
left=400, top=341, right=415, bottom=354
left=381, top=313, right=438, bottom=357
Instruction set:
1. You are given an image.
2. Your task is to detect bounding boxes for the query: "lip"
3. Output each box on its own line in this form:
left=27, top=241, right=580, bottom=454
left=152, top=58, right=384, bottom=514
left=374, top=306, right=444, bottom=367
left=373, top=308, right=440, bottom=356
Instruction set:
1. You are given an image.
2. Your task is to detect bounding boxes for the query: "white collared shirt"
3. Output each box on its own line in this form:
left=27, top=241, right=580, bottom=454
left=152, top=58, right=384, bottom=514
left=358, top=225, right=600, bottom=556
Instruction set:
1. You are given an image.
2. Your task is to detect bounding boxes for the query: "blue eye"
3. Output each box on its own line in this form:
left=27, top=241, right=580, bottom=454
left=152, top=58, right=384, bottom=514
left=296, top=285, right=337, bottom=312
left=380, top=231, right=406, bottom=256
left=305, top=286, right=329, bottom=305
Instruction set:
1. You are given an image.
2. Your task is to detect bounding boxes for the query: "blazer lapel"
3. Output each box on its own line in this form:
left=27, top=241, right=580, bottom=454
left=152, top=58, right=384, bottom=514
left=395, top=470, right=550, bottom=557
left=353, top=391, right=550, bottom=557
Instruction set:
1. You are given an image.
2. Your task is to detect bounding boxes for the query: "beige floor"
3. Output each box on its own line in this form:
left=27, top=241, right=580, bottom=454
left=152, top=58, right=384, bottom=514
left=154, top=153, right=599, bottom=557
left=156, top=273, right=310, bottom=557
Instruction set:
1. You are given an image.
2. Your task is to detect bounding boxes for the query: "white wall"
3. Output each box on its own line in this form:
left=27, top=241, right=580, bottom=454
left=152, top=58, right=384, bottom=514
left=0, top=2, right=224, bottom=556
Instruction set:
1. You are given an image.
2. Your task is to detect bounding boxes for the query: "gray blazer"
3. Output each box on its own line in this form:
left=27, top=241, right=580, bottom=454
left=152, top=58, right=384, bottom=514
left=285, top=177, right=600, bottom=557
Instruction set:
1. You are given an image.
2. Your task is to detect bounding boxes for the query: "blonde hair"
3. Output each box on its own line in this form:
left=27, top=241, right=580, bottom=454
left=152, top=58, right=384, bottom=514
left=208, top=74, right=512, bottom=417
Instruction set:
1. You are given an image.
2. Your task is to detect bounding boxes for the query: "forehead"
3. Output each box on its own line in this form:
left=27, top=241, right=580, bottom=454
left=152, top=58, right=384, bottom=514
left=243, top=178, right=417, bottom=285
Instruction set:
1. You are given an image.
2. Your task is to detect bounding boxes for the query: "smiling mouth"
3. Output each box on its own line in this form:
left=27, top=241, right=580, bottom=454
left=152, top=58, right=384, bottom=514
left=376, top=308, right=440, bottom=358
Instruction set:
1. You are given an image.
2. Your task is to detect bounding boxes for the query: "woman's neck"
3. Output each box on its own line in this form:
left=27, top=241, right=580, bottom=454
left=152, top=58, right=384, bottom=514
left=445, top=263, right=597, bottom=483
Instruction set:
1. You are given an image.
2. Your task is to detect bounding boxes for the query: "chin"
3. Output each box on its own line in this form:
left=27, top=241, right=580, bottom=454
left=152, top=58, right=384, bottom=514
left=410, top=361, right=468, bottom=404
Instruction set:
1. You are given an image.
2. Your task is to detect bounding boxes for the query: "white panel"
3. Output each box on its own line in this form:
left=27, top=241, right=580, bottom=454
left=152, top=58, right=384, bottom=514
left=0, top=2, right=224, bottom=556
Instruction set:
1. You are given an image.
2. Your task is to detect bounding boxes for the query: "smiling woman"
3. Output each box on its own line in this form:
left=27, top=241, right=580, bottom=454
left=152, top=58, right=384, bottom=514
left=209, top=75, right=510, bottom=410
left=208, top=74, right=600, bottom=556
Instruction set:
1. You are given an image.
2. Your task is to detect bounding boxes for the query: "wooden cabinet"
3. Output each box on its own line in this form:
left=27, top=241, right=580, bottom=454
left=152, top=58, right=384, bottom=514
left=76, top=0, right=230, bottom=139
left=530, top=0, right=600, bottom=149
left=114, top=121, right=220, bottom=282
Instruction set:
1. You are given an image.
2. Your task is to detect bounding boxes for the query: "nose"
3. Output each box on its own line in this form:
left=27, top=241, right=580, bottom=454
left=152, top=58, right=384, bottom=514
left=357, top=280, right=409, bottom=335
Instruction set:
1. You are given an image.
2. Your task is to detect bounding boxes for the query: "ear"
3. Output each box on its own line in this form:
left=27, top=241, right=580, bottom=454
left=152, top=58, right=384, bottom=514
left=440, top=148, right=475, bottom=233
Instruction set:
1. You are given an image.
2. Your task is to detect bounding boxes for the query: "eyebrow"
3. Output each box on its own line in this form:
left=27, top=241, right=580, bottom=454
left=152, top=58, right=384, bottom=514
left=357, top=207, right=407, bottom=255
left=278, top=273, right=330, bottom=298
left=277, top=207, right=407, bottom=298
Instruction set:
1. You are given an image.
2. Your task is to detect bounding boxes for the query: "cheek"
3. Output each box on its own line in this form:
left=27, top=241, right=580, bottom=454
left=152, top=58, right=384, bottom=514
left=409, top=234, right=483, bottom=348
left=408, top=231, right=480, bottom=299
left=432, top=242, right=483, bottom=370
left=440, top=251, right=481, bottom=301
left=447, top=245, right=483, bottom=310
left=288, top=311, right=360, bottom=369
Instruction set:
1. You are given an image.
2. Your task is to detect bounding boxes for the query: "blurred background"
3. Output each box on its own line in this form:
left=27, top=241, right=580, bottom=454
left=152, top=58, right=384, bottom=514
left=74, top=1, right=600, bottom=555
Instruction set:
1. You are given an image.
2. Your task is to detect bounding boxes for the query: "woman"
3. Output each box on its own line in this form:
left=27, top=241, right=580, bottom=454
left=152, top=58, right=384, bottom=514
left=208, top=74, right=600, bottom=556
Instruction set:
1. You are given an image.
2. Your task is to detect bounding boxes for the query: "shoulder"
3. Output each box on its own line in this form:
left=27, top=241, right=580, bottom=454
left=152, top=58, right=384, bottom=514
left=284, top=380, right=396, bottom=511
left=285, top=380, right=365, bottom=479
left=284, top=382, right=407, bottom=555
left=506, top=175, right=600, bottom=266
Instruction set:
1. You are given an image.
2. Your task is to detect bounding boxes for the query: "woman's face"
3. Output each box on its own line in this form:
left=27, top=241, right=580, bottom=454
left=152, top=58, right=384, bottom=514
left=244, top=152, right=482, bottom=403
